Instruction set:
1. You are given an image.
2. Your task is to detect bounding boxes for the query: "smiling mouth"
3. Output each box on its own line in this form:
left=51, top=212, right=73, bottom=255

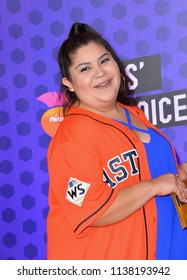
left=95, top=80, right=111, bottom=88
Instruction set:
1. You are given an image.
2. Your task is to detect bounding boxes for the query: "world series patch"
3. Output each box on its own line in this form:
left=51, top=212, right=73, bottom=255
left=66, top=177, right=90, bottom=206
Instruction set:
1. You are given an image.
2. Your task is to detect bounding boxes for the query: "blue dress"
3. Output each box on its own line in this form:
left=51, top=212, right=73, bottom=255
left=115, top=108, right=187, bottom=259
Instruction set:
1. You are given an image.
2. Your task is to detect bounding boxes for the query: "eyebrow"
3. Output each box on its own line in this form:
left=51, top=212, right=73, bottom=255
left=75, top=52, right=110, bottom=70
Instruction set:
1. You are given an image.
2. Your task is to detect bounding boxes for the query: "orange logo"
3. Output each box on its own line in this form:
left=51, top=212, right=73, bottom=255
left=37, top=91, right=65, bottom=137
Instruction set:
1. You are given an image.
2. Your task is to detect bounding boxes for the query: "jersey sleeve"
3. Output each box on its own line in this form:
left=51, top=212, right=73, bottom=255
left=48, top=141, right=119, bottom=238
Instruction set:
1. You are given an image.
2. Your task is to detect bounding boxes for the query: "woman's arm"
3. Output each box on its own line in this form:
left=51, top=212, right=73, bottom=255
left=92, top=172, right=187, bottom=227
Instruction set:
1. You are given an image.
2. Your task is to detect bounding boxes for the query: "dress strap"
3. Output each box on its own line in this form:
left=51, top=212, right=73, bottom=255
left=124, top=108, right=133, bottom=130
left=124, top=108, right=149, bottom=133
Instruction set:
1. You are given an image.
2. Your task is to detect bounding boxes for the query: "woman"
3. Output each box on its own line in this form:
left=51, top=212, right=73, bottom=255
left=47, top=23, right=187, bottom=260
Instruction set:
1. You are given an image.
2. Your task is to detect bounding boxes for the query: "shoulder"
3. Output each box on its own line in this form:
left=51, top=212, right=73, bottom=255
left=64, top=111, right=101, bottom=138
left=49, top=108, right=101, bottom=148
left=47, top=110, right=101, bottom=162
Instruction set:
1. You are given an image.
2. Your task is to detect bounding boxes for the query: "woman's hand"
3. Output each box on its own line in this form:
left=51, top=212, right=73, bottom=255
left=151, top=173, right=187, bottom=203
left=178, top=162, right=187, bottom=181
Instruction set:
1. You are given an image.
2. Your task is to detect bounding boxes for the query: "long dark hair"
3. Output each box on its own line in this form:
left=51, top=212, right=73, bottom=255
left=58, top=23, right=137, bottom=112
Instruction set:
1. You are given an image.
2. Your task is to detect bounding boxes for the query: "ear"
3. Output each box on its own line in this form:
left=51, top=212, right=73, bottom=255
left=62, top=77, right=74, bottom=92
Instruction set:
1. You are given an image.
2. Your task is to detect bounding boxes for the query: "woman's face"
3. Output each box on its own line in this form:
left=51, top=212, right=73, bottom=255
left=62, top=42, right=121, bottom=112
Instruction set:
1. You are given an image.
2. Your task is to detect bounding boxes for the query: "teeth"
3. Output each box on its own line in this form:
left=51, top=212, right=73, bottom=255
left=98, top=81, right=109, bottom=87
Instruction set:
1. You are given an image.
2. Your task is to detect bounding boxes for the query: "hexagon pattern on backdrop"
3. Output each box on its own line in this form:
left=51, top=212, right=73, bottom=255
left=0, top=0, right=187, bottom=259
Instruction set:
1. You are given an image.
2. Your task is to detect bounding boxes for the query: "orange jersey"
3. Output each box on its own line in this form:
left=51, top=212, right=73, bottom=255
left=47, top=104, right=175, bottom=260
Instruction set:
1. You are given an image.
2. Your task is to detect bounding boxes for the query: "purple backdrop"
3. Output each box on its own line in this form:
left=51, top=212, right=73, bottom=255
left=0, top=0, right=187, bottom=260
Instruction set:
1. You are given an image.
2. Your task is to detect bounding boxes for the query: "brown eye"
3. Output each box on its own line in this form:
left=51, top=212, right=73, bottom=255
left=101, top=58, right=110, bottom=64
left=80, top=66, right=90, bottom=72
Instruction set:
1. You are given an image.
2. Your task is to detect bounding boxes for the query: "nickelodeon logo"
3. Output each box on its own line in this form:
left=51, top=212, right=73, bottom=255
left=37, top=91, right=65, bottom=137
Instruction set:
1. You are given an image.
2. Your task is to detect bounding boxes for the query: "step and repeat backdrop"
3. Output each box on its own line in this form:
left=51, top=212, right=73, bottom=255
left=0, top=0, right=187, bottom=260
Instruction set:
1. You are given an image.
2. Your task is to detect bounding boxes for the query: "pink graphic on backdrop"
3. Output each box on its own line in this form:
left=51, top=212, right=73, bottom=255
left=37, top=91, right=65, bottom=136
left=37, top=91, right=65, bottom=107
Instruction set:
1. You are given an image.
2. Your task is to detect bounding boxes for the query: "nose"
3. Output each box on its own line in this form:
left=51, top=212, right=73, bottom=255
left=94, top=65, right=105, bottom=78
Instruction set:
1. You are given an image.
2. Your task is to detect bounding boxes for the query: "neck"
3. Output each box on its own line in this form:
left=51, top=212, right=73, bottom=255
left=77, top=101, right=126, bottom=121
